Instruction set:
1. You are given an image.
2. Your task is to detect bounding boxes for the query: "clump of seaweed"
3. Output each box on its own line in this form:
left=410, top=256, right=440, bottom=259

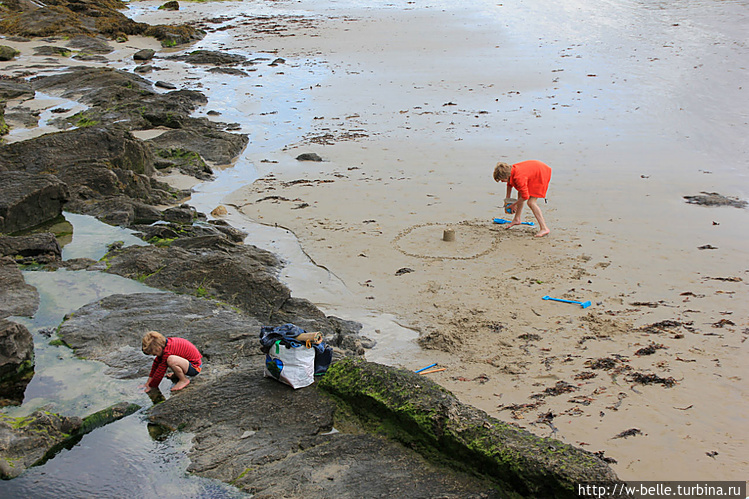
left=712, top=319, right=735, bottom=328
left=585, top=357, right=618, bottom=370
left=613, top=428, right=643, bottom=439
left=634, top=342, right=667, bottom=356
left=497, top=401, right=543, bottom=420
left=640, top=320, right=682, bottom=334
left=593, top=450, right=618, bottom=464
left=584, top=355, right=630, bottom=372
left=530, top=380, right=577, bottom=399
left=683, top=192, right=747, bottom=209
left=518, top=333, right=541, bottom=341
left=628, top=372, right=677, bottom=387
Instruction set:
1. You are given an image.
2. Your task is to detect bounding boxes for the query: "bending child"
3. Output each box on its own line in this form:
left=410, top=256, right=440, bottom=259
left=493, top=160, right=552, bottom=237
left=141, top=331, right=202, bottom=392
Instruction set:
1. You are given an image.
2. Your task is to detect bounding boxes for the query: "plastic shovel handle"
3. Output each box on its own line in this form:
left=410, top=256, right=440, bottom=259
left=543, top=296, right=592, bottom=308
left=493, top=218, right=535, bottom=226
left=415, top=363, right=437, bottom=373
left=543, top=295, right=579, bottom=304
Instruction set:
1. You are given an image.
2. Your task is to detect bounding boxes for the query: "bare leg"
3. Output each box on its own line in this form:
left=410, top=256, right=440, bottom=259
left=506, top=200, right=525, bottom=228
left=167, top=355, right=191, bottom=391
left=527, top=197, right=550, bottom=237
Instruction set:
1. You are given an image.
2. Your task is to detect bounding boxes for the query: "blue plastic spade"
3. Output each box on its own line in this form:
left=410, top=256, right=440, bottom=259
left=542, top=295, right=592, bottom=309
left=493, top=218, right=534, bottom=226
left=414, top=363, right=437, bottom=373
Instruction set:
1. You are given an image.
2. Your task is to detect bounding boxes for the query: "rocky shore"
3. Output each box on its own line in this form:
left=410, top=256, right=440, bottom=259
left=0, top=0, right=623, bottom=495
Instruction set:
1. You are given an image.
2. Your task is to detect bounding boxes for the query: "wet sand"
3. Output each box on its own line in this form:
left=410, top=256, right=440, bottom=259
left=223, top=0, right=748, bottom=481
left=3, top=0, right=747, bottom=483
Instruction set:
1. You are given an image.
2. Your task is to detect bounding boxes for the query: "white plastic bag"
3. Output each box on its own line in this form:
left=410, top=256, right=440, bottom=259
left=263, top=340, right=316, bottom=389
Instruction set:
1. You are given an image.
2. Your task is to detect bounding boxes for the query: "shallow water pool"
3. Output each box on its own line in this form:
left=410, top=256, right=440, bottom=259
left=1, top=214, right=247, bottom=497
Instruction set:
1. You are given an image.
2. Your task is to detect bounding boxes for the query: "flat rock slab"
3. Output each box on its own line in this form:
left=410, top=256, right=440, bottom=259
left=0, top=258, right=39, bottom=318
left=101, top=243, right=288, bottom=325
left=0, top=402, right=139, bottom=479
left=0, top=79, right=33, bottom=100
left=55, top=291, right=503, bottom=496
left=57, top=292, right=263, bottom=377
left=0, top=171, right=69, bottom=234
left=319, top=358, right=622, bottom=497
left=166, top=50, right=249, bottom=66
left=149, top=367, right=502, bottom=498
left=0, top=318, right=34, bottom=406
left=101, top=242, right=368, bottom=355
left=146, top=126, right=249, bottom=166
left=0, top=0, right=204, bottom=46
left=65, top=35, right=113, bottom=54
left=0, top=233, right=61, bottom=265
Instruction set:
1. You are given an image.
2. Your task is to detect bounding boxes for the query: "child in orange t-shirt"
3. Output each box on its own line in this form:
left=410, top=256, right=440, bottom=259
left=493, top=160, right=552, bottom=237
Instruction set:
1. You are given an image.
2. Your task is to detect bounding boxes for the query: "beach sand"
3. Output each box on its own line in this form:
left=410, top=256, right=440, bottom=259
left=3, top=0, right=747, bottom=483
left=222, top=0, right=749, bottom=481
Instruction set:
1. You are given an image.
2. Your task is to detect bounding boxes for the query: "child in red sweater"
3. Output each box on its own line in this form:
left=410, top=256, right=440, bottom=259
left=493, top=160, right=552, bottom=237
left=140, top=331, right=202, bottom=392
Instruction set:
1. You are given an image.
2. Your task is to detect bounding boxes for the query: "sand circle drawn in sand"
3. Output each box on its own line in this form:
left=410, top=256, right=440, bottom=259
left=393, top=221, right=500, bottom=260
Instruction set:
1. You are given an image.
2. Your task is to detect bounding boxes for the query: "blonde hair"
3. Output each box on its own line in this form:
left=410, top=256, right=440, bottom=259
left=142, top=331, right=167, bottom=355
left=493, top=162, right=512, bottom=182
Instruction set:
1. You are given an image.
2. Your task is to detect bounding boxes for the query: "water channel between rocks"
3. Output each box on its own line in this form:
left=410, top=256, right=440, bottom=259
left=2, top=215, right=249, bottom=497
left=1, top=4, right=425, bottom=494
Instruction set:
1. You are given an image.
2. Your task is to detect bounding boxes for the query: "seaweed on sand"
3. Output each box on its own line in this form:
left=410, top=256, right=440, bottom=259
left=627, top=372, right=677, bottom=388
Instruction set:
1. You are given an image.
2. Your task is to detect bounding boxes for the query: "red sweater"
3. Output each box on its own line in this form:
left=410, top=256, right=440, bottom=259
left=509, top=160, right=552, bottom=200
left=148, top=337, right=202, bottom=388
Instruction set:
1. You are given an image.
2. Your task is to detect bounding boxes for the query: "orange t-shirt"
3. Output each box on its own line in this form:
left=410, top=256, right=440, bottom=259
left=509, top=160, right=552, bottom=200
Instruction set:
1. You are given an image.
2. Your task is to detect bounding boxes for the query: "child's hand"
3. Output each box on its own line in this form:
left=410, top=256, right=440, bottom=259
left=139, top=384, right=152, bottom=393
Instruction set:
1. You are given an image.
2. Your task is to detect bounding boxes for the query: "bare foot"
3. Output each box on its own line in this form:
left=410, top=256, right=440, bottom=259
left=535, top=229, right=550, bottom=237
left=171, top=379, right=190, bottom=391
left=505, top=220, right=522, bottom=229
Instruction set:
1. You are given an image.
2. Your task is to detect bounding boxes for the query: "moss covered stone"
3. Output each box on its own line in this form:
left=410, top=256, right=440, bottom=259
left=0, top=45, right=20, bottom=61
left=0, top=401, right=140, bottom=478
left=318, top=358, right=622, bottom=498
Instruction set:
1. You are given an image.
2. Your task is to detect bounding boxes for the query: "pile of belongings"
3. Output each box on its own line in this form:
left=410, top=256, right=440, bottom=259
left=259, top=323, right=334, bottom=389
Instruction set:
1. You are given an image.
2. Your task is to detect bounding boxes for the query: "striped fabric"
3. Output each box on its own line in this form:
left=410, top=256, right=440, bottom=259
left=148, top=337, right=202, bottom=387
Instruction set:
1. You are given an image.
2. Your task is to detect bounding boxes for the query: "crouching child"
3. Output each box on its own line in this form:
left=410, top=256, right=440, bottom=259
left=141, top=331, right=202, bottom=392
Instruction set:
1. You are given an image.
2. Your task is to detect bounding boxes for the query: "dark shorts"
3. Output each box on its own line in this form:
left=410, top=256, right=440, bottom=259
left=186, top=362, right=202, bottom=377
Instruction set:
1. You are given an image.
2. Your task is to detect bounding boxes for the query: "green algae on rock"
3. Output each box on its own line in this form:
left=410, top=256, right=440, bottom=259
left=318, top=358, right=623, bottom=498
left=0, top=0, right=204, bottom=47
left=0, top=401, right=140, bottom=479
